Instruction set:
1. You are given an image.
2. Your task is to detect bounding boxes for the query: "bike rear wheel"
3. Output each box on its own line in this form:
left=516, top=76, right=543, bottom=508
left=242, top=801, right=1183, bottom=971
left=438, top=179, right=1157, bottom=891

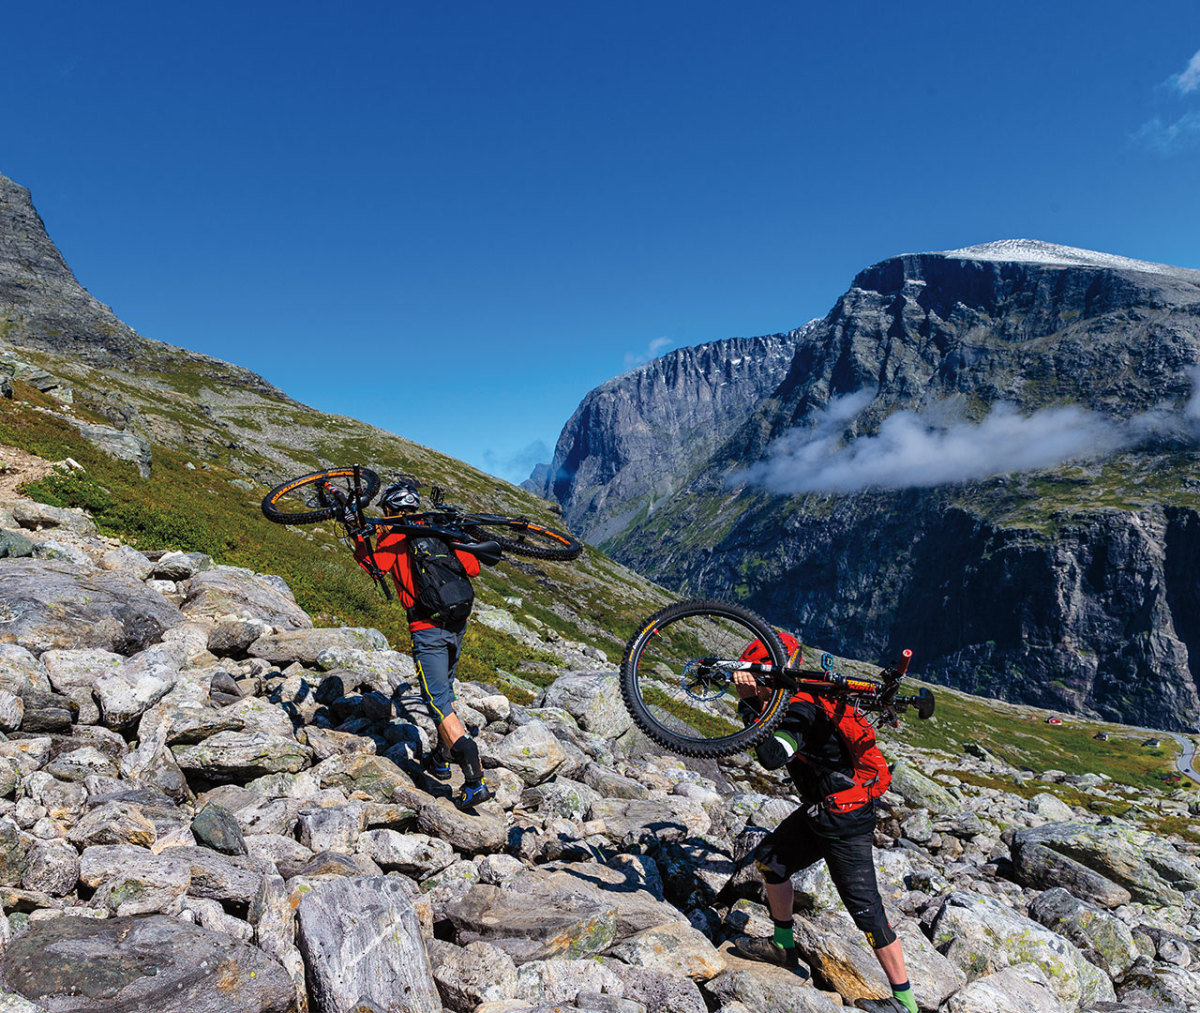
left=261, top=467, right=381, bottom=525
left=620, top=598, right=789, bottom=758
left=465, top=518, right=583, bottom=561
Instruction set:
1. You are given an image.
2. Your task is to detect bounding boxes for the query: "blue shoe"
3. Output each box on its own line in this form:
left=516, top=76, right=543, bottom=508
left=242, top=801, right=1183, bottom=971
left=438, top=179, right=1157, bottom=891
left=454, top=780, right=492, bottom=809
left=425, top=753, right=452, bottom=782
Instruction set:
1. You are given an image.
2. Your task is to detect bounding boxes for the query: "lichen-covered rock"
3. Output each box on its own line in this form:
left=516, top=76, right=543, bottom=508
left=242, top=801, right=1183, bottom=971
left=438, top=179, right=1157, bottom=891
left=539, top=671, right=633, bottom=738
left=173, top=731, right=312, bottom=780
left=607, top=921, right=726, bottom=981
left=248, top=627, right=387, bottom=665
left=930, top=890, right=1116, bottom=1009
left=483, top=719, right=566, bottom=786
left=0, top=559, right=185, bottom=654
left=1028, top=887, right=1140, bottom=979
left=1012, top=822, right=1200, bottom=907
left=427, top=938, right=520, bottom=1012
left=0, top=913, right=295, bottom=1012
left=942, top=963, right=1068, bottom=1013
left=444, top=882, right=618, bottom=963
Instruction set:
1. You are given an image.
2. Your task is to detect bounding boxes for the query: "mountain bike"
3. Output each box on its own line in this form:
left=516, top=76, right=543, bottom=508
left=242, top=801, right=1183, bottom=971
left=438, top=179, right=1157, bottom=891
left=260, top=465, right=583, bottom=561
left=620, top=598, right=934, bottom=758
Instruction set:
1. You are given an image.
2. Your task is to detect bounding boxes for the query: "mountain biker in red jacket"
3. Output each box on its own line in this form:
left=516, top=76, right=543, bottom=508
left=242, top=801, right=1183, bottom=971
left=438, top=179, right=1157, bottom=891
left=732, top=633, right=917, bottom=1013
left=352, top=478, right=491, bottom=809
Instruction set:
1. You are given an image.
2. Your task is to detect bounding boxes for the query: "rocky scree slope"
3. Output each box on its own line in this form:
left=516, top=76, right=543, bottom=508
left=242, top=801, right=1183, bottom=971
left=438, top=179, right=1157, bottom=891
left=0, top=496, right=1198, bottom=1012
left=535, top=241, right=1200, bottom=732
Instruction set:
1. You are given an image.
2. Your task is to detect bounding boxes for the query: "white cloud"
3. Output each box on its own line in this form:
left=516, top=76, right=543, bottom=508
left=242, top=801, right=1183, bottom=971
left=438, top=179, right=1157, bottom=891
left=481, top=439, right=552, bottom=484
left=731, top=384, right=1200, bottom=496
left=1172, top=47, right=1200, bottom=94
left=624, top=336, right=675, bottom=370
left=1133, top=111, right=1200, bottom=153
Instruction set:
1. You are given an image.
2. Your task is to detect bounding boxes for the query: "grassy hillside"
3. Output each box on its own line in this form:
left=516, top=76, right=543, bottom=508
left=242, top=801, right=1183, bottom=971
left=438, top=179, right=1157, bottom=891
left=1, top=367, right=1195, bottom=796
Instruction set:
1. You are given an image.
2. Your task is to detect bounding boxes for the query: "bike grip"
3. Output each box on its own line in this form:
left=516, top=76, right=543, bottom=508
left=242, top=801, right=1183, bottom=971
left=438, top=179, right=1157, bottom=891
left=896, top=649, right=912, bottom=675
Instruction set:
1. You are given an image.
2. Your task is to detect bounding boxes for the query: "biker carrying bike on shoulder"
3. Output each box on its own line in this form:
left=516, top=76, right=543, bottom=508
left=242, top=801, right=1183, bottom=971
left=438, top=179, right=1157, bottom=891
left=732, top=632, right=918, bottom=1013
left=349, top=478, right=492, bottom=809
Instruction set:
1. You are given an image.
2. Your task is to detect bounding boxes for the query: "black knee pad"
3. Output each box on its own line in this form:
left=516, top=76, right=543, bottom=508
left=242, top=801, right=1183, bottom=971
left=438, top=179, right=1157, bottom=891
left=753, top=841, right=792, bottom=885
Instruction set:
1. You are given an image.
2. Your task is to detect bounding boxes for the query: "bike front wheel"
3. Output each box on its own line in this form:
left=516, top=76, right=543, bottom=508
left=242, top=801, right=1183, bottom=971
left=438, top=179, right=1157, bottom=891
left=465, top=518, right=583, bottom=561
left=261, top=466, right=381, bottom=525
left=620, top=598, right=789, bottom=758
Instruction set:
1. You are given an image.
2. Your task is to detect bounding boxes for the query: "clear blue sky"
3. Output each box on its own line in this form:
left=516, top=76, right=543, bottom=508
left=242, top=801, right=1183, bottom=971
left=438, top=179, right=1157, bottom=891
left=4, top=2, right=1199, bottom=483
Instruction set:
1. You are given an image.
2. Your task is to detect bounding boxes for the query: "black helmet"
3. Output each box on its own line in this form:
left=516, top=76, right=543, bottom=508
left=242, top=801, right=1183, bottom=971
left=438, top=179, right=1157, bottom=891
left=379, top=478, right=420, bottom=512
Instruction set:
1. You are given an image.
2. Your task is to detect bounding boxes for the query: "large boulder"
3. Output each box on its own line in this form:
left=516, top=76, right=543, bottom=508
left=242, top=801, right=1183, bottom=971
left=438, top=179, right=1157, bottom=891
left=929, top=891, right=1115, bottom=1009
left=444, top=882, right=618, bottom=963
left=482, top=719, right=566, bottom=786
left=179, top=567, right=311, bottom=629
left=296, top=875, right=440, bottom=1013
left=1012, top=822, right=1200, bottom=907
left=0, top=559, right=185, bottom=654
left=1027, top=887, right=1140, bottom=979
left=942, top=963, right=1068, bottom=1013
left=0, top=914, right=294, bottom=1012
left=247, top=627, right=388, bottom=666
left=540, top=671, right=633, bottom=738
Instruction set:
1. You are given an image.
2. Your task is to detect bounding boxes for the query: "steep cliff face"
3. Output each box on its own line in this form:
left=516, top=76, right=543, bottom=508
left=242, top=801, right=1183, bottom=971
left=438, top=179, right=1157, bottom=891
left=0, top=172, right=288, bottom=398
left=540, top=241, right=1200, bottom=729
left=524, top=328, right=812, bottom=542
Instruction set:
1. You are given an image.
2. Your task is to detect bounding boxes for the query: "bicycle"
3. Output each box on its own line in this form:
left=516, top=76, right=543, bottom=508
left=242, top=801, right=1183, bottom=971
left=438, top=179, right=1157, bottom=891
left=260, top=465, right=583, bottom=561
left=620, top=598, right=935, bottom=758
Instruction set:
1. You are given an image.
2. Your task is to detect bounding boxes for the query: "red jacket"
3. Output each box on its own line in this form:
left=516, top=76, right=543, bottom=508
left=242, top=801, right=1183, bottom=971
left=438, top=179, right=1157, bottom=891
left=353, top=528, right=480, bottom=631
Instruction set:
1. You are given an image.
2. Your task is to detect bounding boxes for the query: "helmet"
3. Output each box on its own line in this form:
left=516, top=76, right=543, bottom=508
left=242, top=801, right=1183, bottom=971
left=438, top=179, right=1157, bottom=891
left=379, top=478, right=420, bottom=513
left=740, top=631, right=802, bottom=668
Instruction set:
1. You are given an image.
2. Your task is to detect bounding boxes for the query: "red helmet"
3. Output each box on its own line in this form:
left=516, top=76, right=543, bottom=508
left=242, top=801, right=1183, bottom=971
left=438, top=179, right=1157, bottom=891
left=740, top=631, right=802, bottom=667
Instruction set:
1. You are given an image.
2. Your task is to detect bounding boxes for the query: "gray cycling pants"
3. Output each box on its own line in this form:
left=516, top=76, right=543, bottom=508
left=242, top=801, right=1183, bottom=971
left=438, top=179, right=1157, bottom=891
left=411, top=625, right=464, bottom=727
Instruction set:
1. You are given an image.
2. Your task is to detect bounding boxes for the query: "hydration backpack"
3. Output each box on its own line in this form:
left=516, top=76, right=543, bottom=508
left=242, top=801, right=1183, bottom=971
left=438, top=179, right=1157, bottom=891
left=407, top=535, right=474, bottom=625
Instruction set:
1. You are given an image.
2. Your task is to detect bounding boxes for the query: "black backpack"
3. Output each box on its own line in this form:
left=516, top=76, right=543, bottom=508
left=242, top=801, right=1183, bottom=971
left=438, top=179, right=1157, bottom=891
left=407, top=534, right=474, bottom=625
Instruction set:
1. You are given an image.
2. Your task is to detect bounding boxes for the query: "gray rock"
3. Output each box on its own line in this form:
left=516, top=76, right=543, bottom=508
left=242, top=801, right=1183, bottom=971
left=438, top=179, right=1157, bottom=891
left=179, top=566, right=311, bottom=629
left=426, top=938, right=520, bottom=1011
left=358, top=828, right=455, bottom=877
left=99, top=545, right=154, bottom=580
left=0, top=691, right=22, bottom=733
left=67, top=802, right=156, bottom=849
left=249, top=627, right=388, bottom=665
left=168, top=846, right=264, bottom=904
left=540, top=671, right=634, bottom=737
left=444, top=881, right=618, bottom=962
left=582, top=762, right=650, bottom=800
left=79, top=846, right=192, bottom=916
left=513, top=958, right=626, bottom=1005
left=297, top=804, right=364, bottom=854
left=607, top=921, right=727, bottom=981
left=1012, top=841, right=1132, bottom=909
left=0, top=501, right=95, bottom=535
left=0, top=913, right=295, bottom=1012
left=1012, top=822, right=1200, bottom=907
left=588, top=796, right=710, bottom=845
left=942, top=963, right=1068, bottom=1013
left=20, top=839, right=78, bottom=897
left=296, top=875, right=440, bottom=1013
left=482, top=719, right=566, bottom=785
left=173, top=731, right=313, bottom=780
left=191, top=802, right=249, bottom=855
left=930, top=890, right=1115, bottom=1009
left=76, top=422, right=152, bottom=477
left=703, top=946, right=840, bottom=1013
left=0, top=559, right=185, bottom=654
left=410, top=794, right=508, bottom=855
left=1028, top=886, right=1140, bottom=979
left=597, top=958, right=710, bottom=1013
left=0, top=530, right=34, bottom=559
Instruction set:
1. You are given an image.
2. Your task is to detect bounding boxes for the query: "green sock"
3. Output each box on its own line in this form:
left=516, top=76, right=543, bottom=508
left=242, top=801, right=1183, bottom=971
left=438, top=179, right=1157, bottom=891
left=892, top=984, right=917, bottom=1013
left=772, top=923, right=794, bottom=949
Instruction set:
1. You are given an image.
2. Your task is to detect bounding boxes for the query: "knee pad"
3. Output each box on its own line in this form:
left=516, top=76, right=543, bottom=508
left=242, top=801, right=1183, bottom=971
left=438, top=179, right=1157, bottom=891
left=754, top=852, right=791, bottom=886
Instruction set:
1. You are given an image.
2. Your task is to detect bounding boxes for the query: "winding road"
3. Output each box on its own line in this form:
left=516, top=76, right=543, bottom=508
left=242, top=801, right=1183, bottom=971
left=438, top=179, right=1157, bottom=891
left=1165, top=731, right=1200, bottom=786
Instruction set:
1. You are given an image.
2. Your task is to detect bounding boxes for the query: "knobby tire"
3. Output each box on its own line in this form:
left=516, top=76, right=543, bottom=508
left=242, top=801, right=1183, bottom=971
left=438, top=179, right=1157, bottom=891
left=260, top=467, right=381, bottom=525
left=620, top=598, right=790, bottom=758
left=466, top=519, right=583, bottom=561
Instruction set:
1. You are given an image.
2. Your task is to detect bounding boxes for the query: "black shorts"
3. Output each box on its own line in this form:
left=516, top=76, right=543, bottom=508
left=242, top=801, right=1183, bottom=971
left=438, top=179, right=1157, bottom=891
left=753, top=804, right=896, bottom=948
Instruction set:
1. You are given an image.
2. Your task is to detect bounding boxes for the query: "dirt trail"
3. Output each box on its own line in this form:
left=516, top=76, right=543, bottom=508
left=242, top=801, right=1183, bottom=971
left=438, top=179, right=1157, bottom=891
left=0, top=445, right=54, bottom=500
